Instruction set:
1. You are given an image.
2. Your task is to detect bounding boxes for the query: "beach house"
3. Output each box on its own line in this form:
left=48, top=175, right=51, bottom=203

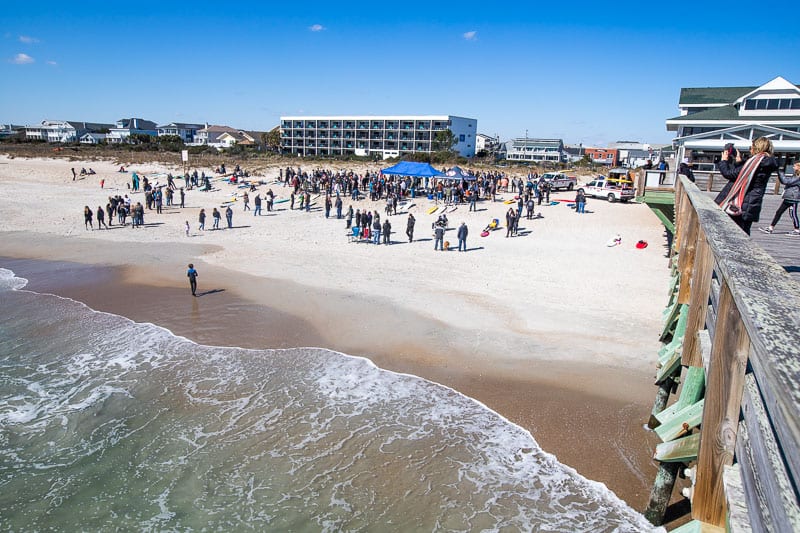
left=156, top=122, right=204, bottom=144
left=279, top=115, right=477, bottom=159
left=666, top=75, right=800, bottom=166
left=79, top=132, right=108, bottom=145
left=192, top=125, right=256, bottom=149
left=24, top=120, right=113, bottom=143
left=106, top=118, right=158, bottom=144
left=504, top=138, right=567, bottom=164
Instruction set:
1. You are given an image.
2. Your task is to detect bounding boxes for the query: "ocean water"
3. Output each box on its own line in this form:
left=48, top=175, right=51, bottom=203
left=0, top=268, right=655, bottom=532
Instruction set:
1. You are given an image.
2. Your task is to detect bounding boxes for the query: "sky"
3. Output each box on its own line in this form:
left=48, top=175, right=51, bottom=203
left=2, top=0, right=799, bottom=147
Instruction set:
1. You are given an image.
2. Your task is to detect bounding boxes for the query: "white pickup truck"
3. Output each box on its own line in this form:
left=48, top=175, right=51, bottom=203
left=579, top=175, right=635, bottom=203
left=540, top=172, right=577, bottom=191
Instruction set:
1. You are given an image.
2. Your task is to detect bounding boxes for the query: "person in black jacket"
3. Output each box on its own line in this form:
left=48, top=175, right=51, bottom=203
left=760, top=161, right=800, bottom=235
left=715, top=137, right=779, bottom=235
left=457, top=222, right=469, bottom=252
left=677, top=158, right=695, bottom=182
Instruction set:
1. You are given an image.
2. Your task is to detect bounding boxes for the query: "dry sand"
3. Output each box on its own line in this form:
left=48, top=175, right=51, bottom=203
left=0, top=154, right=671, bottom=509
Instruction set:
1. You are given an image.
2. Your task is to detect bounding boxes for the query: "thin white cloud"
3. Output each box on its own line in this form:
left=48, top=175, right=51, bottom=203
left=309, top=24, right=325, bottom=32
left=463, top=31, right=477, bottom=41
left=19, top=35, right=40, bottom=44
left=46, top=60, right=57, bottom=66
left=11, top=53, right=34, bottom=64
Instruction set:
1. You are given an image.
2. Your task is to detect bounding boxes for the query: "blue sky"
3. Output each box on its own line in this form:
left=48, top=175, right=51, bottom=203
left=2, top=0, right=798, bottom=146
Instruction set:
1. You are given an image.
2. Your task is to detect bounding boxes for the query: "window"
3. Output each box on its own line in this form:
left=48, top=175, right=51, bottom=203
left=459, top=134, right=465, bottom=142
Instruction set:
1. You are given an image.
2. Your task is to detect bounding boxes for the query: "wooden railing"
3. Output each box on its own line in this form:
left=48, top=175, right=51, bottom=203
left=645, top=175, right=800, bottom=530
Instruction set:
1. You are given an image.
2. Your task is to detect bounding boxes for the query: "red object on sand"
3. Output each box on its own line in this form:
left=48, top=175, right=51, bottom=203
left=481, top=230, right=490, bottom=237
left=636, top=240, right=648, bottom=249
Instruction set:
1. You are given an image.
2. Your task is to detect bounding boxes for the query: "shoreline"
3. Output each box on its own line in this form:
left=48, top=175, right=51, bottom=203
left=1, top=250, right=659, bottom=509
left=0, top=155, right=672, bottom=511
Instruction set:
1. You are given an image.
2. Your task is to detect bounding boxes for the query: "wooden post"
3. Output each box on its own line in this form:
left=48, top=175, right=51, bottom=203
left=692, top=280, right=750, bottom=526
left=681, top=231, right=714, bottom=367
left=649, top=370, right=679, bottom=429
left=677, top=208, right=699, bottom=305
left=644, top=461, right=681, bottom=526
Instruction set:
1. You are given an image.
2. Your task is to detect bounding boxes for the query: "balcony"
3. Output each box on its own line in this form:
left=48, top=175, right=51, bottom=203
left=416, top=121, right=431, bottom=130
left=401, top=122, right=414, bottom=130
left=344, top=122, right=355, bottom=129
left=331, top=121, right=341, bottom=129
left=371, top=121, right=383, bottom=129
left=357, top=122, right=368, bottom=129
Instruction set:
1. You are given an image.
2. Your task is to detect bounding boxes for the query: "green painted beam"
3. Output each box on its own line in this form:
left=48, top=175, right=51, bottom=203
left=655, top=399, right=705, bottom=442
left=655, top=366, right=706, bottom=425
left=654, top=432, right=700, bottom=462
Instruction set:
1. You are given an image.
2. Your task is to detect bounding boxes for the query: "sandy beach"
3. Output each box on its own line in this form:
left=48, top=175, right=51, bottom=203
left=0, top=154, right=671, bottom=510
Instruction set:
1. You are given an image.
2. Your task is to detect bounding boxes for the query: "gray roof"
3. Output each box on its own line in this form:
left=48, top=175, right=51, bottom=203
left=668, top=105, right=800, bottom=122
left=679, top=87, right=757, bottom=105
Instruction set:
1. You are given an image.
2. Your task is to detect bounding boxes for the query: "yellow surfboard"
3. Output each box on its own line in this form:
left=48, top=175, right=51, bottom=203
left=427, top=206, right=439, bottom=215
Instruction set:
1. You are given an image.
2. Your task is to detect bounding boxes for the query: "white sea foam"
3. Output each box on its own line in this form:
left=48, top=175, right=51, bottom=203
left=0, top=267, right=28, bottom=290
left=0, top=279, right=660, bottom=531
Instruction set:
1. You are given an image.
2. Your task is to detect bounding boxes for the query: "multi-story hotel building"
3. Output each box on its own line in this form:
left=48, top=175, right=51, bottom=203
left=279, top=115, right=477, bottom=159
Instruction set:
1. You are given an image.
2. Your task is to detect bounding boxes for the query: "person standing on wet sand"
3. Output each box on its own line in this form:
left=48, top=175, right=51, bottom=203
left=187, top=263, right=198, bottom=296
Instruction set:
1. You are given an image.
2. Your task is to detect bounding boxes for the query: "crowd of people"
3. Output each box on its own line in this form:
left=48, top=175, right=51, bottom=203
left=78, top=164, right=576, bottom=250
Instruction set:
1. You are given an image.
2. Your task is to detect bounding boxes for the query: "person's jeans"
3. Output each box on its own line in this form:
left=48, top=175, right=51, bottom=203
left=434, top=237, right=443, bottom=250
left=254, top=205, right=261, bottom=216
left=373, top=230, right=381, bottom=244
left=213, top=218, right=219, bottom=229
left=577, top=202, right=585, bottom=214
left=458, top=238, right=466, bottom=251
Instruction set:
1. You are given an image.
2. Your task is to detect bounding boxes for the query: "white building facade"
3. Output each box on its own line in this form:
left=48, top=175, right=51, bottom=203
left=24, top=120, right=113, bottom=143
left=666, top=76, right=800, bottom=167
left=504, top=138, right=567, bottom=163
left=279, top=115, right=477, bottom=158
left=156, top=122, right=204, bottom=144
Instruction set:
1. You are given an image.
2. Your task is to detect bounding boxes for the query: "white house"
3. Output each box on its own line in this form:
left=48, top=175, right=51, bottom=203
left=156, top=122, right=204, bottom=143
left=279, top=115, right=477, bottom=158
left=666, top=76, right=800, bottom=167
left=504, top=138, right=567, bottom=163
left=106, top=118, right=158, bottom=144
left=24, top=120, right=112, bottom=143
left=475, top=133, right=500, bottom=154
left=79, top=132, right=108, bottom=145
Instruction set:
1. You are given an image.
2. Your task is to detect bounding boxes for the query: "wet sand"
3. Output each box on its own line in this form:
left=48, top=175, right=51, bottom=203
left=2, top=254, right=661, bottom=509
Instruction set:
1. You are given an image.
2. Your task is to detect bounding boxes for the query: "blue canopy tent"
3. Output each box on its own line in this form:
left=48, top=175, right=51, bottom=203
left=442, top=165, right=477, bottom=181
left=381, top=161, right=444, bottom=177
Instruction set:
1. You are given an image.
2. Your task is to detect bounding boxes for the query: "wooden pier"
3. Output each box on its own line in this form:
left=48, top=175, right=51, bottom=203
left=643, top=175, right=800, bottom=531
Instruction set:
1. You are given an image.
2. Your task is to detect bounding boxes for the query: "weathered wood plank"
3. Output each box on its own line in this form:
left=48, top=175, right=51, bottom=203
left=723, top=464, right=752, bottom=533
left=678, top=207, right=700, bottom=305
left=736, top=374, right=800, bottom=533
left=682, top=230, right=714, bottom=367
left=655, top=399, right=704, bottom=443
left=692, top=280, right=750, bottom=527
left=682, top=176, right=800, bottom=493
left=735, top=422, right=769, bottom=533
left=655, top=432, right=700, bottom=462
left=699, top=329, right=712, bottom=378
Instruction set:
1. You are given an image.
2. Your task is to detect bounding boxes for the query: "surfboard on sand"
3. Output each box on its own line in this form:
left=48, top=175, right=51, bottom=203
left=481, top=230, right=490, bottom=237
left=427, top=206, right=439, bottom=215
left=606, top=235, right=622, bottom=247
left=503, top=199, right=515, bottom=205
left=274, top=198, right=289, bottom=204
